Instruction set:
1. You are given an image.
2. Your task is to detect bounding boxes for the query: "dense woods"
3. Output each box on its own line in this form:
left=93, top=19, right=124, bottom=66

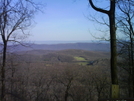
left=3, top=49, right=111, bottom=101
left=0, top=48, right=131, bottom=101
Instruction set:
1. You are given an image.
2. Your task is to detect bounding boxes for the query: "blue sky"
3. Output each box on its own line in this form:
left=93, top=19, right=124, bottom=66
left=29, top=0, right=109, bottom=42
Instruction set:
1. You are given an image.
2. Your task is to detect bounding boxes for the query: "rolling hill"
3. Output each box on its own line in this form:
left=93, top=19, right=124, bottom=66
left=11, top=42, right=110, bottom=52
left=14, top=49, right=110, bottom=66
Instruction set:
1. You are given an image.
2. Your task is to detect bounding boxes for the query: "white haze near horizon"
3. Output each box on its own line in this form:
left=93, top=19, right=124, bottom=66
left=31, top=40, right=110, bottom=45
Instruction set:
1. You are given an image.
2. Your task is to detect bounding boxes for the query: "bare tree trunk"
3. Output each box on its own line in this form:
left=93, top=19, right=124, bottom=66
left=109, top=1, right=119, bottom=98
left=88, top=0, right=119, bottom=98
left=117, top=1, right=134, bottom=96
left=0, top=0, right=42, bottom=100
left=1, top=41, right=7, bottom=101
left=129, top=21, right=134, bottom=98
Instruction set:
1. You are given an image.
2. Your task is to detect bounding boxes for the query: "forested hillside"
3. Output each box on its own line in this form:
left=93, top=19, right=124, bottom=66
left=5, top=49, right=111, bottom=101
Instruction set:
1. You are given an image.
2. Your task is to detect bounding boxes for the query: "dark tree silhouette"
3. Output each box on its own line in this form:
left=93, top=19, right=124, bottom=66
left=0, top=0, right=42, bottom=100
left=88, top=0, right=119, bottom=98
left=117, top=0, right=134, bottom=97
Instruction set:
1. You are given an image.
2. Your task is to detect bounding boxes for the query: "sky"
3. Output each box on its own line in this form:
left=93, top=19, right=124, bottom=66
left=29, top=0, right=109, bottom=42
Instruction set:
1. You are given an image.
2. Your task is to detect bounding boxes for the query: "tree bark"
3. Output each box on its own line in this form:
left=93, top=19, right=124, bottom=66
left=108, top=0, right=118, bottom=85
left=89, top=0, right=119, bottom=98
left=1, top=40, right=7, bottom=101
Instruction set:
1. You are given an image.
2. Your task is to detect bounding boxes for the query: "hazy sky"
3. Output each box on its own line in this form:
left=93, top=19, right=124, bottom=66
left=29, top=0, right=109, bottom=42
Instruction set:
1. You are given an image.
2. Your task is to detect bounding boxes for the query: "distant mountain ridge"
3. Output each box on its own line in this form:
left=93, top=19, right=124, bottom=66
left=12, top=42, right=110, bottom=52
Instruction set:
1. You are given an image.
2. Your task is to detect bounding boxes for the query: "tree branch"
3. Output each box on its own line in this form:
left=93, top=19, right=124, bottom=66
left=89, top=0, right=109, bottom=15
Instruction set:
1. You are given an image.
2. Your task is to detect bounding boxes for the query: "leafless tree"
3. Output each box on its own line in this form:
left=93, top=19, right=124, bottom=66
left=88, top=0, right=119, bottom=98
left=0, top=0, right=42, bottom=100
left=117, top=0, right=134, bottom=97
